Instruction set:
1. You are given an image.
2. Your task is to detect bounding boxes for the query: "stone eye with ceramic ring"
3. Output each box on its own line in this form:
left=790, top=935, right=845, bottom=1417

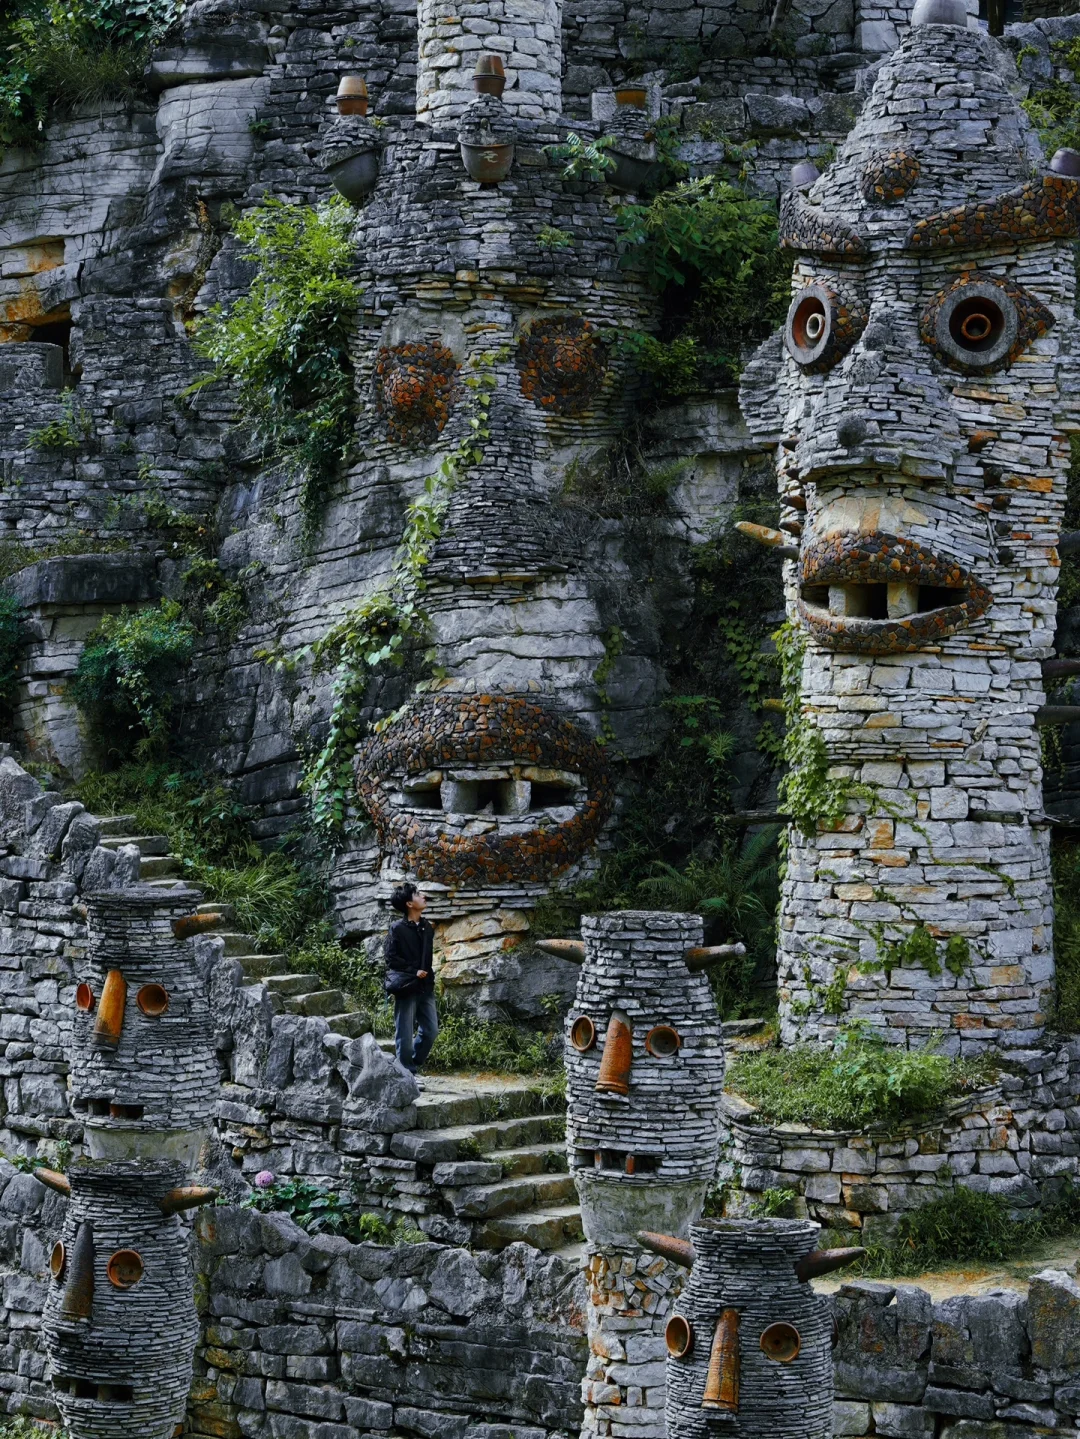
left=783, top=281, right=867, bottom=374
left=760, top=1321, right=801, bottom=1363
left=645, top=1024, right=681, bottom=1057
left=570, top=1015, right=596, bottom=1052
left=919, top=273, right=1052, bottom=374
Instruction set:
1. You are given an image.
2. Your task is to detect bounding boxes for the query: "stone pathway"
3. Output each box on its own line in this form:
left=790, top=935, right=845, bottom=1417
left=814, top=1234, right=1080, bottom=1301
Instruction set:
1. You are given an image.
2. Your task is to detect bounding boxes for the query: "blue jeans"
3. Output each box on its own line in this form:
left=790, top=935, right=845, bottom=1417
left=393, top=988, right=438, bottom=1073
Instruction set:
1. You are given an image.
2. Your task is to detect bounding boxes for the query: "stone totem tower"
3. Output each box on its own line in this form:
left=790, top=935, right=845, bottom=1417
left=739, top=0, right=1080, bottom=1052
left=639, top=1220, right=861, bottom=1438
left=41, top=886, right=218, bottom=1438
left=548, top=910, right=732, bottom=1437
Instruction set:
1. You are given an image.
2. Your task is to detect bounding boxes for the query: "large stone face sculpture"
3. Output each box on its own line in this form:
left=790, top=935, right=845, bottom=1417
left=739, top=0, right=1080, bottom=1053
left=42, top=886, right=217, bottom=1439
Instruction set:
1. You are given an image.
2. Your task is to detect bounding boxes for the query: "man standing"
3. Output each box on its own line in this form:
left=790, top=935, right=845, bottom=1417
left=384, top=882, right=439, bottom=1081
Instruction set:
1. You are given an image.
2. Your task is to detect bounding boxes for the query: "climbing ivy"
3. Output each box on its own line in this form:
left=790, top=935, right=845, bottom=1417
left=774, top=621, right=851, bottom=836
left=301, top=355, right=500, bottom=838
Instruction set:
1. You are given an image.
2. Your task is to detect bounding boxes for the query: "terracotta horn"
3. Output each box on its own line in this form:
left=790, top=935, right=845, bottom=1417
left=636, top=1230, right=697, bottom=1268
left=34, top=1168, right=72, bottom=1197
left=172, top=912, right=222, bottom=940
left=158, top=1185, right=219, bottom=1216
left=685, top=942, right=747, bottom=973
left=61, top=1221, right=95, bottom=1322
left=535, top=938, right=586, bottom=963
left=93, top=969, right=127, bottom=1050
left=793, top=1246, right=866, bottom=1282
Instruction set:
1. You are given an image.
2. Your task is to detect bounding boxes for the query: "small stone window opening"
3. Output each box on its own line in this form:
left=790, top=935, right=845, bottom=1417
left=803, top=581, right=963, bottom=620
left=401, top=777, right=443, bottom=811
left=109, top=1102, right=145, bottom=1120
left=529, top=780, right=577, bottom=810
left=97, top=1384, right=135, bottom=1403
left=441, top=776, right=529, bottom=817
left=86, top=1097, right=111, bottom=1117
left=73, top=1379, right=97, bottom=1399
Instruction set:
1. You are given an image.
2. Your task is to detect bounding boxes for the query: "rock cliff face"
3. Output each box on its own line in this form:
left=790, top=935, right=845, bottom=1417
left=0, top=0, right=900, bottom=1015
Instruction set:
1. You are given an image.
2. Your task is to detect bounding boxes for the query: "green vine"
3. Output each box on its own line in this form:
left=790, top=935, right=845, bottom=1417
left=300, top=354, right=500, bottom=837
left=593, top=625, right=625, bottom=745
left=774, top=621, right=852, bottom=836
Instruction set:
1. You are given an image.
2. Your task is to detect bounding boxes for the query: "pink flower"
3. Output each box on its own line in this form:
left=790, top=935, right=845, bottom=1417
left=254, top=1170, right=276, bottom=1189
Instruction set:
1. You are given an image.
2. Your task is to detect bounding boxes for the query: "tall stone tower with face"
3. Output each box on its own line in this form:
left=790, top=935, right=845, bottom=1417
left=740, top=0, right=1080, bottom=1054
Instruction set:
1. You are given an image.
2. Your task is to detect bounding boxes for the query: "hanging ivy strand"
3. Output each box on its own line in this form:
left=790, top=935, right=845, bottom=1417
left=188, top=194, right=362, bottom=544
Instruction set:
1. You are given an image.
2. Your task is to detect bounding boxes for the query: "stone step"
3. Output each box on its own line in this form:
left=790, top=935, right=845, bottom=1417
left=473, top=1204, right=585, bottom=1253
left=140, top=854, right=183, bottom=879
left=100, top=834, right=170, bottom=856
left=263, top=974, right=321, bottom=998
left=326, top=1012, right=370, bottom=1039
left=489, top=1142, right=568, bottom=1179
left=144, top=878, right=189, bottom=890
left=239, top=954, right=289, bottom=979
left=446, top=1173, right=578, bottom=1220
left=284, top=988, right=348, bottom=1018
left=390, top=1113, right=565, bottom=1164
left=215, top=931, right=259, bottom=956
left=412, top=1085, right=565, bottom=1132
left=95, top=814, right=138, bottom=836
left=197, top=901, right=236, bottom=923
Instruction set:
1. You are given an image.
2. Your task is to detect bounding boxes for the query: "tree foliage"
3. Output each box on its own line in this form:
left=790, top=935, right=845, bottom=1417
left=69, top=601, right=195, bottom=758
left=190, top=195, right=362, bottom=540
left=0, top=0, right=181, bottom=148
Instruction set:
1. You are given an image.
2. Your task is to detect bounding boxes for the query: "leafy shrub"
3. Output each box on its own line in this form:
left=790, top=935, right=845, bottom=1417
left=239, top=1177, right=420, bottom=1244
left=180, top=556, right=246, bottom=637
left=426, top=995, right=561, bottom=1075
left=1021, top=38, right=1080, bottom=157
left=69, top=600, right=195, bottom=758
left=190, top=195, right=361, bottom=540
left=859, top=1181, right=1080, bottom=1277
left=27, top=394, right=93, bottom=451
left=190, top=853, right=326, bottom=952
left=0, top=0, right=180, bottom=149
left=617, top=177, right=792, bottom=394
left=0, top=1418, right=66, bottom=1438
left=727, top=1027, right=998, bottom=1130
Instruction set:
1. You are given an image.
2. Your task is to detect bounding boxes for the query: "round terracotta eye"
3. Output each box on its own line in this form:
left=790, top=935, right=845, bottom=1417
left=665, top=1314, right=694, bottom=1358
left=136, top=984, right=169, bottom=1017
left=949, top=296, right=1004, bottom=354
left=50, top=1241, right=66, bottom=1281
left=570, top=1015, right=596, bottom=1052
left=107, top=1250, right=144, bottom=1289
left=789, top=292, right=827, bottom=357
left=75, top=983, right=94, bottom=1012
left=645, top=1025, right=680, bottom=1058
left=760, top=1321, right=801, bottom=1363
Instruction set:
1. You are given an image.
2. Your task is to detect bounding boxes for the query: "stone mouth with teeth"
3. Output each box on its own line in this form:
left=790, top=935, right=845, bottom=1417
left=797, top=530, right=991, bottom=654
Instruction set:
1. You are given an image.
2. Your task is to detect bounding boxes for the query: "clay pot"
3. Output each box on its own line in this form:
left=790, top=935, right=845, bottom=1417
left=473, top=54, right=506, bottom=98
left=595, top=1009, right=633, bottom=1094
left=93, top=969, right=127, bottom=1050
left=336, top=75, right=369, bottom=116
left=460, top=140, right=514, bottom=182
left=615, top=84, right=647, bottom=108
left=606, top=149, right=659, bottom=193
left=327, top=150, right=381, bottom=202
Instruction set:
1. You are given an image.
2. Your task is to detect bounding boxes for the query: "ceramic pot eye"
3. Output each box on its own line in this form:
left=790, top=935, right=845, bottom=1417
left=137, top=984, right=169, bottom=1017
left=570, top=1015, right=596, bottom=1052
left=645, top=1024, right=681, bottom=1057
left=107, top=1250, right=144, bottom=1289
left=50, top=1241, right=66, bottom=1281
left=760, top=1321, right=801, bottom=1363
left=665, top=1314, right=694, bottom=1358
left=75, top=983, right=94, bottom=1012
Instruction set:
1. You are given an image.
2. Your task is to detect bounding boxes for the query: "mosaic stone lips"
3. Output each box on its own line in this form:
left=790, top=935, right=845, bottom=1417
left=356, top=693, right=614, bottom=887
left=797, top=530, right=991, bottom=654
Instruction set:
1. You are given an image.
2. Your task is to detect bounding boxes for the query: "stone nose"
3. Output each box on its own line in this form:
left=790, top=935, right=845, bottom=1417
left=595, top=1009, right=632, bottom=1095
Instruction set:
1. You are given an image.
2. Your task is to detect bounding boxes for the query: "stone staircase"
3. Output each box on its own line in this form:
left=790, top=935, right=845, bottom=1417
left=388, top=1074, right=583, bottom=1257
left=95, top=818, right=584, bottom=1256
left=96, top=816, right=368, bottom=1039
